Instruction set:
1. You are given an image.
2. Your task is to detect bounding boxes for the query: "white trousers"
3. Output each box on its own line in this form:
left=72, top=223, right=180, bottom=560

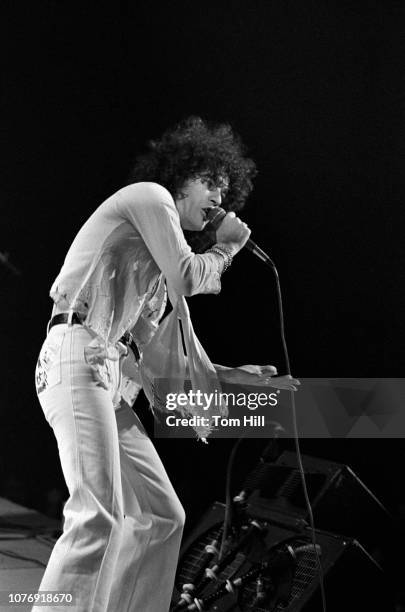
left=33, top=324, right=185, bottom=612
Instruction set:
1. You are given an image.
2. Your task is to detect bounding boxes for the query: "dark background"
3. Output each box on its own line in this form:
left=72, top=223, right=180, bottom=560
left=1, top=0, right=404, bottom=580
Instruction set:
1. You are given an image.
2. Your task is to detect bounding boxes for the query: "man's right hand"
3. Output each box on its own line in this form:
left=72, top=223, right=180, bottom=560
left=215, top=211, right=251, bottom=255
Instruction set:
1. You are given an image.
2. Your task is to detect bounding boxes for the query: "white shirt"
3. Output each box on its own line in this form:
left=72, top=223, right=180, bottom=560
left=49, top=182, right=224, bottom=407
left=51, top=182, right=223, bottom=347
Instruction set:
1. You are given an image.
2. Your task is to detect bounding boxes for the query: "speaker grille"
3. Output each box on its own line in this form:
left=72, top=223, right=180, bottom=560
left=176, top=522, right=321, bottom=611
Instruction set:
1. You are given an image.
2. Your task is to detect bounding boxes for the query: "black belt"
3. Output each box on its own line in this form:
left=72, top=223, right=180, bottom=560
left=48, top=313, right=140, bottom=361
left=49, top=313, right=83, bottom=327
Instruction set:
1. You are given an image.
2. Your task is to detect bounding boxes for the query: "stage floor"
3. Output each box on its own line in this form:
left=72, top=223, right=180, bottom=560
left=0, top=497, right=60, bottom=611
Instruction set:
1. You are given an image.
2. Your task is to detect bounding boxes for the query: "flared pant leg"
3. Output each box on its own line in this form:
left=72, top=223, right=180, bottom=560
left=32, top=325, right=124, bottom=611
left=107, top=402, right=185, bottom=612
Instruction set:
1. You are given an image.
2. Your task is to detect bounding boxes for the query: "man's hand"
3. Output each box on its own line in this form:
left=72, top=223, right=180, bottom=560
left=216, top=211, right=251, bottom=255
left=217, top=364, right=300, bottom=391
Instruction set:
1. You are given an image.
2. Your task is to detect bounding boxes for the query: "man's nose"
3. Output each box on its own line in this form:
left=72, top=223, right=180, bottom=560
left=210, top=189, right=222, bottom=205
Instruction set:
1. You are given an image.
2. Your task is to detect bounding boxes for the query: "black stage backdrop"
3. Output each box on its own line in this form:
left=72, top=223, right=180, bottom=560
left=1, top=0, right=404, bottom=554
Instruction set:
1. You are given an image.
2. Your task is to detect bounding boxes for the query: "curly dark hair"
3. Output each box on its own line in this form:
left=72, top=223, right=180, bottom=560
left=128, top=116, right=257, bottom=212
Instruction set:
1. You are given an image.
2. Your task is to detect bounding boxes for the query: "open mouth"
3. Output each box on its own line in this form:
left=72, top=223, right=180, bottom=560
left=202, top=207, right=214, bottom=222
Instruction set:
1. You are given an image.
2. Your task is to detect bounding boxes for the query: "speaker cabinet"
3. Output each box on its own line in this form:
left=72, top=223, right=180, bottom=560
left=173, top=502, right=393, bottom=612
left=246, top=451, right=390, bottom=549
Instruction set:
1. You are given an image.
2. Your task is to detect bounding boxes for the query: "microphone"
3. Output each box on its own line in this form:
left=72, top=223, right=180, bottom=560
left=206, top=207, right=275, bottom=268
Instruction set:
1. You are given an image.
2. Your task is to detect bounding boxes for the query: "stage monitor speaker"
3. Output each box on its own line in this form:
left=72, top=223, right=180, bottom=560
left=172, top=502, right=393, bottom=612
left=245, top=451, right=390, bottom=549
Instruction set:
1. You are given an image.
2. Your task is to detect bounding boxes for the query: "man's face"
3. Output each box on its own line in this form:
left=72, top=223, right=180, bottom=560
left=175, top=176, right=229, bottom=231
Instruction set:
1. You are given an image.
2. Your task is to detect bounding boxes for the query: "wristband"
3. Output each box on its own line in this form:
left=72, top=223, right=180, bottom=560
left=206, top=244, right=234, bottom=272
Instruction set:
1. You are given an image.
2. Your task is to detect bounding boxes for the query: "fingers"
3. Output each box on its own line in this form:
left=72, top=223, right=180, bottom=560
left=262, top=375, right=300, bottom=391
left=225, top=213, right=250, bottom=239
left=260, top=365, right=278, bottom=376
left=216, top=213, right=251, bottom=251
left=237, top=366, right=299, bottom=390
left=241, top=222, right=251, bottom=246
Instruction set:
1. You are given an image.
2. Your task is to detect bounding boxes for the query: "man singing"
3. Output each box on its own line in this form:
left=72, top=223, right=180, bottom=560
left=34, top=117, right=297, bottom=611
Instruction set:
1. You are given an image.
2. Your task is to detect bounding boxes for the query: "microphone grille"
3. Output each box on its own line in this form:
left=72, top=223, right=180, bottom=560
left=206, top=207, right=226, bottom=230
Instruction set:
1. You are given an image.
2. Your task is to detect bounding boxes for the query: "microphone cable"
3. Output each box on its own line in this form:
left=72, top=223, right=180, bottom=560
left=264, top=256, right=327, bottom=612
left=219, top=435, right=246, bottom=560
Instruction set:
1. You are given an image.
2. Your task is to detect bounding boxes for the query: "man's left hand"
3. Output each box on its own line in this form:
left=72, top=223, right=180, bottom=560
left=219, top=364, right=300, bottom=390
